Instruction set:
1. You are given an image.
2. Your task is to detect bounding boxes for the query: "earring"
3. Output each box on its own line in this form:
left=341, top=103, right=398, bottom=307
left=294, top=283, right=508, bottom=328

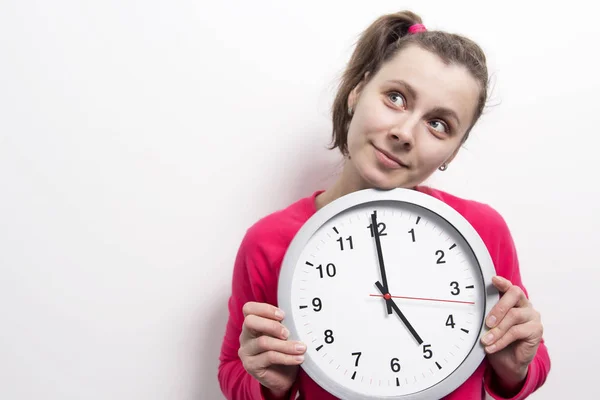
left=348, top=107, right=353, bottom=116
left=439, top=163, right=448, bottom=171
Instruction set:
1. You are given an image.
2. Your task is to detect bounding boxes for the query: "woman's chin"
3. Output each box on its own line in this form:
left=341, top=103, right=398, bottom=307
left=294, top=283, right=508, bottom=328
left=360, top=169, right=405, bottom=191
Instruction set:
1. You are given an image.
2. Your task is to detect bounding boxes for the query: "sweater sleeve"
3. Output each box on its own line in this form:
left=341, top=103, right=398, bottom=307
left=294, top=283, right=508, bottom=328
left=481, top=207, right=551, bottom=399
left=217, top=228, right=300, bottom=400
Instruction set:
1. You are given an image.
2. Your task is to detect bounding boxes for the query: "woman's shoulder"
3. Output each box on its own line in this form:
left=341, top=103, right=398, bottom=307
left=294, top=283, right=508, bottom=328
left=416, top=185, right=513, bottom=245
left=239, top=190, right=323, bottom=257
left=416, top=186, right=527, bottom=288
left=417, top=185, right=520, bottom=276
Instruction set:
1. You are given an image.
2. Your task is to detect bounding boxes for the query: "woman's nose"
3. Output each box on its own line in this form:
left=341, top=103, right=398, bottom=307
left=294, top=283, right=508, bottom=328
left=389, top=119, right=418, bottom=150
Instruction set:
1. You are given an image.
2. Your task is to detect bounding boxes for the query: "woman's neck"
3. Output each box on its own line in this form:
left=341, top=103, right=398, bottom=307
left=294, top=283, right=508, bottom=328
left=314, top=160, right=369, bottom=211
left=314, top=158, right=421, bottom=211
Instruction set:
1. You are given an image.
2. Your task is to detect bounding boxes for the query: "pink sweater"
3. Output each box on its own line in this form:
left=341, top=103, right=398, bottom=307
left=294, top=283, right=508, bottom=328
left=218, top=187, right=551, bottom=399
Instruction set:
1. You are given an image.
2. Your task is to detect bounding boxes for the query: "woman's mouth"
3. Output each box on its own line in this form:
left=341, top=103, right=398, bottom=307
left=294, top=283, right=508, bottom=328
left=373, top=145, right=408, bottom=169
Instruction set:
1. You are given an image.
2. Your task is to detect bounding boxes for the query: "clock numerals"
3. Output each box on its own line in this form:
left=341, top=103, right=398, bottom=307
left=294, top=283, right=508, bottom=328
left=367, top=221, right=387, bottom=237
left=446, top=314, right=456, bottom=328
left=316, top=330, right=334, bottom=351
left=390, top=357, right=401, bottom=372
left=317, top=263, right=336, bottom=279
left=312, top=297, right=322, bottom=312
left=422, top=344, right=433, bottom=359
left=324, top=329, right=335, bottom=344
left=351, top=351, right=362, bottom=367
left=436, top=250, right=446, bottom=264
left=300, top=299, right=323, bottom=312
left=408, top=228, right=416, bottom=242
left=450, top=281, right=460, bottom=295
left=336, top=236, right=354, bottom=251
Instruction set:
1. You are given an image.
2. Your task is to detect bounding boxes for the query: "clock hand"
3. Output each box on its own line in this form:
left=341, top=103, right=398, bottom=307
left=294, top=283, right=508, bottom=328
left=369, top=294, right=475, bottom=305
left=375, top=281, right=423, bottom=345
left=371, top=211, right=392, bottom=315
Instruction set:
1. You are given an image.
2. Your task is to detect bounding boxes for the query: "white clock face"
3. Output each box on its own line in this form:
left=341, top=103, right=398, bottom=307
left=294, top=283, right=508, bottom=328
left=279, top=192, right=497, bottom=400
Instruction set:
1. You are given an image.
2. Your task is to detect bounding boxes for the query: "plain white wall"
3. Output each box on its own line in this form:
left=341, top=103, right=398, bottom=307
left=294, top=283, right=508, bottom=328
left=1, top=1, right=598, bottom=399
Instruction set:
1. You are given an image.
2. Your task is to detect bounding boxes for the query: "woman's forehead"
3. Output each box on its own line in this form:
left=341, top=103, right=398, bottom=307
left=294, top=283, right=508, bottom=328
left=373, top=46, right=480, bottom=123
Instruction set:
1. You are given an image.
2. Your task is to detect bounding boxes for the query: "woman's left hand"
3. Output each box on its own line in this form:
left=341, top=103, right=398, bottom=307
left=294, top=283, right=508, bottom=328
left=481, top=276, right=544, bottom=388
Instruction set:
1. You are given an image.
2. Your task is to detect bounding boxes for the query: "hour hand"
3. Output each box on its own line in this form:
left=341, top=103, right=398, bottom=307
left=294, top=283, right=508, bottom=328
left=375, top=281, right=423, bottom=345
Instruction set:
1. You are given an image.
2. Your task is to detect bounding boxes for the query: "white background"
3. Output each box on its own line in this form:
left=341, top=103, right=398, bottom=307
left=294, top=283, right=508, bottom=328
left=1, top=1, right=597, bottom=399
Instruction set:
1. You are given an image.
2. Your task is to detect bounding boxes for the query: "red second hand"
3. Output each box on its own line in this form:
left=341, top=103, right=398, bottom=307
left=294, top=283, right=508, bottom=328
left=370, top=293, right=475, bottom=305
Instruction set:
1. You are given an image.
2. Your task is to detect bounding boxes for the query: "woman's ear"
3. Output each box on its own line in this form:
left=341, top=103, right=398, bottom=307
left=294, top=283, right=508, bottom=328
left=444, top=145, right=462, bottom=167
left=347, top=84, right=360, bottom=113
left=347, top=72, right=370, bottom=113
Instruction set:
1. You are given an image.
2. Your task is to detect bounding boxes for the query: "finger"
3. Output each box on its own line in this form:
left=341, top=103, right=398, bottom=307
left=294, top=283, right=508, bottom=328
left=245, top=335, right=307, bottom=357
left=242, top=314, right=289, bottom=342
left=242, top=301, right=285, bottom=321
left=491, top=275, right=513, bottom=293
left=481, top=307, right=533, bottom=347
left=486, top=280, right=528, bottom=328
left=484, top=320, right=542, bottom=354
left=251, top=350, right=306, bottom=370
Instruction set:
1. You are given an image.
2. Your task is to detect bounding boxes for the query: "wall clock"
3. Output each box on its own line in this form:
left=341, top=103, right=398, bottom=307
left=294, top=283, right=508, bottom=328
left=278, top=188, right=499, bottom=399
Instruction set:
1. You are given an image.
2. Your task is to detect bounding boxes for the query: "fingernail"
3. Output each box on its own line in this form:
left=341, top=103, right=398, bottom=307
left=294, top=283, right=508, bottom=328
left=295, top=343, right=306, bottom=352
left=495, top=276, right=509, bottom=285
left=482, top=333, right=494, bottom=345
left=275, top=309, right=285, bottom=319
left=281, top=328, right=289, bottom=339
left=486, top=344, right=497, bottom=353
left=487, top=315, right=496, bottom=327
left=295, top=355, right=304, bottom=362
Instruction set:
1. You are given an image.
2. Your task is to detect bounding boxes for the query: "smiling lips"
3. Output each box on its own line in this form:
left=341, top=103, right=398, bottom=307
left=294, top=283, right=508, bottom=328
left=373, top=145, right=409, bottom=169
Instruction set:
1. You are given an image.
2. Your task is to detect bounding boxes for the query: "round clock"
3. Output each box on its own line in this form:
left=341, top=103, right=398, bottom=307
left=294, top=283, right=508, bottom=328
left=277, top=188, right=499, bottom=399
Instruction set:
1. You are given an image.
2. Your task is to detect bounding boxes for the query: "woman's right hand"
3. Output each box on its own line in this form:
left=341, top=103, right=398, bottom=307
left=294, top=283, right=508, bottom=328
left=238, top=301, right=307, bottom=398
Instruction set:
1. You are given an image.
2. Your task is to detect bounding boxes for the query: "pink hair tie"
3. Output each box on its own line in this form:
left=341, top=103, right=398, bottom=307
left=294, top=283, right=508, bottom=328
left=408, top=23, right=427, bottom=34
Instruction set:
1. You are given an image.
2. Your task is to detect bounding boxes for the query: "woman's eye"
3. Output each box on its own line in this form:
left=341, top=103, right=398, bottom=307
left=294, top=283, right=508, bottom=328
left=429, top=120, right=448, bottom=133
left=387, top=92, right=406, bottom=107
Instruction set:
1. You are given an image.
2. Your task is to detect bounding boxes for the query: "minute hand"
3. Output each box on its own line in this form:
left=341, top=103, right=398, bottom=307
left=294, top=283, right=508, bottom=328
left=375, top=281, right=423, bottom=345
left=372, top=211, right=392, bottom=315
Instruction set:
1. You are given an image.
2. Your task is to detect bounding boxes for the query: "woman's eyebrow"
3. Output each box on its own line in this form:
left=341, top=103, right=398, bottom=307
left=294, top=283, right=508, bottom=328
left=428, top=107, right=461, bottom=127
left=384, top=80, right=417, bottom=101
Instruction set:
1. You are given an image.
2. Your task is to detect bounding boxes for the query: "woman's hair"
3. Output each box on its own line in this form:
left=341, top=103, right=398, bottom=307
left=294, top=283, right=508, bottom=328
left=330, top=10, right=489, bottom=155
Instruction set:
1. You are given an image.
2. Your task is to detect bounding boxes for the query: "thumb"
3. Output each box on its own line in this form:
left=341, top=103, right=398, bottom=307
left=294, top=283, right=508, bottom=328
left=491, top=275, right=513, bottom=293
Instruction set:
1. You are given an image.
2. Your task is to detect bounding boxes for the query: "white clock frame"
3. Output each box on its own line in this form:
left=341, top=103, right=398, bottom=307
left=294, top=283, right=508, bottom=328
left=278, top=188, right=499, bottom=399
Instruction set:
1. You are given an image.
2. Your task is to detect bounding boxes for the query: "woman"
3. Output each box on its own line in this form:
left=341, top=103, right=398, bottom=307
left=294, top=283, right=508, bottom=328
left=218, top=10, right=550, bottom=400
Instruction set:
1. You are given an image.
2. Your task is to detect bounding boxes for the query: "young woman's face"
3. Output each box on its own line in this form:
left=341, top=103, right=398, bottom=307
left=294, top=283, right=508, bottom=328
left=345, top=44, right=481, bottom=190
